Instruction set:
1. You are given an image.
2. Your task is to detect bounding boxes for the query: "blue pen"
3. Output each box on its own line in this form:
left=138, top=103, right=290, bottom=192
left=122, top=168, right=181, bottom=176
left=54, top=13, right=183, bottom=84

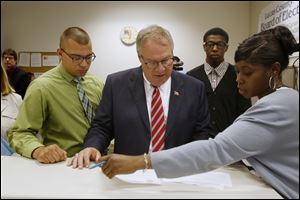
left=89, top=161, right=107, bottom=169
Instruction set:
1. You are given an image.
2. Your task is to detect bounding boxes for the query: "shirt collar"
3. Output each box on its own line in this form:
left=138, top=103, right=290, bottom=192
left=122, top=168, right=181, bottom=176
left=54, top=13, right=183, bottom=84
left=58, top=63, right=85, bottom=83
left=143, top=72, right=171, bottom=93
left=204, top=61, right=228, bottom=77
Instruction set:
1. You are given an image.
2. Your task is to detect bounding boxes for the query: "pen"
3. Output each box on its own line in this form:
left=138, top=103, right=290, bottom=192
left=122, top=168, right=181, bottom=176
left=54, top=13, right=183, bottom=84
left=89, top=161, right=107, bottom=169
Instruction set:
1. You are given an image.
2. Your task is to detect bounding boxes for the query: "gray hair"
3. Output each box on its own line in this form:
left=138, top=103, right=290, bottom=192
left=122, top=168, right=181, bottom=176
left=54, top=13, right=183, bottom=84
left=136, top=25, right=174, bottom=54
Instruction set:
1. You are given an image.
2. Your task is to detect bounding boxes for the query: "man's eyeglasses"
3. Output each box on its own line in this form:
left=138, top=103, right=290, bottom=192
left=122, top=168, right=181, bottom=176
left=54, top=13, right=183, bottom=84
left=3, top=56, right=15, bottom=61
left=204, top=41, right=228, bottom=50
left=140, top=56, right=174, bottom=69
left=61, top=48, right=96, bottom=64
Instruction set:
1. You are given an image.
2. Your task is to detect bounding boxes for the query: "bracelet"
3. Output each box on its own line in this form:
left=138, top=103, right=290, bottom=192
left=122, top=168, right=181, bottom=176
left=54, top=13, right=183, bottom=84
left=143, top=153, right=149, bottom=170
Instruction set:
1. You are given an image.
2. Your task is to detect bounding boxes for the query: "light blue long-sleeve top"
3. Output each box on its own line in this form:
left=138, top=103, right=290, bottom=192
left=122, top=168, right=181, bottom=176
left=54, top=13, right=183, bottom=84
left=152, top=87, right=299, bottom=199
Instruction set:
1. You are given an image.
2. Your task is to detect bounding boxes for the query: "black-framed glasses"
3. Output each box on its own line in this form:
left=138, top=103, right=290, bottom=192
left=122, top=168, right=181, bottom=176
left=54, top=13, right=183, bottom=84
left=204, top=41, right=228, bottom=50
left=61, top=48, right=96, bottom=64
left=3, top=55, right=15, bottom=60
left=140, top=56, right=174, bottom=69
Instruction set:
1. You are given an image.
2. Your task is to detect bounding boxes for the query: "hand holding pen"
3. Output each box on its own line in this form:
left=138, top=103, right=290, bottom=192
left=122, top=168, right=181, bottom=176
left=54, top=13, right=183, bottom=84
left=89, top=160, right=107, bottom=169
left=67, top=147, right=101, bottom=169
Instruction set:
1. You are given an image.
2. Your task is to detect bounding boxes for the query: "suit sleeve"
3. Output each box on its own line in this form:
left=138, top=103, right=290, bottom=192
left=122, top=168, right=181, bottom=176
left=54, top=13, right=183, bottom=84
left=83, top=76, right=113, bottom=154
left=193, top=82, right=213, bottom=140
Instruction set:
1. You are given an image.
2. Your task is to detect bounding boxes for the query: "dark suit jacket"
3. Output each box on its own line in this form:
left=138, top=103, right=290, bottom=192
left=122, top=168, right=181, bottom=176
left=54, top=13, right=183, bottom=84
left=84, top=67, right=212, bottom=155
left=7, top=66, right=31, bottom=98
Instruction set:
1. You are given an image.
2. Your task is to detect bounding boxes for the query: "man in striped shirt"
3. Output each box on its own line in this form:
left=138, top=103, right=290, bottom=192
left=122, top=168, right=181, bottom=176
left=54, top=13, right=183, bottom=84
left=187, top=27, right=251, bottom=137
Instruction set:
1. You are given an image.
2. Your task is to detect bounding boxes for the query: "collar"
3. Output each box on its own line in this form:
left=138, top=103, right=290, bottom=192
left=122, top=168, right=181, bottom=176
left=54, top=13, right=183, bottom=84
left=143, top=72, right=171, bottom=93
left=204, top=61, right=228, bottom=77
left=57, top=63, right=85, bottom=83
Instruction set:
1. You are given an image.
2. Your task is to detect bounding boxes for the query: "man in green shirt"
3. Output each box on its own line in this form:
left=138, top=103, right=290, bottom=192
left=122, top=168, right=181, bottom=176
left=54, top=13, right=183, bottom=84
left=8, top=27, right=104, bottom=164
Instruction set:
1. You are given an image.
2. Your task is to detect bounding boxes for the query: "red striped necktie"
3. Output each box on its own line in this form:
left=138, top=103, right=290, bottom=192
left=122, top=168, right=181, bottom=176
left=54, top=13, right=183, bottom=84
left=151, top=87, right=166, bottom=152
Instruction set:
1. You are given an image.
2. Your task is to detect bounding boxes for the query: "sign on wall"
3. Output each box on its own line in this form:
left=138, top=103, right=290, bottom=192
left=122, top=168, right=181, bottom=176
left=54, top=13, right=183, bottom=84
left=259, top=1, right=299, bottom=90
left=258, top=1, right=299, bottom=42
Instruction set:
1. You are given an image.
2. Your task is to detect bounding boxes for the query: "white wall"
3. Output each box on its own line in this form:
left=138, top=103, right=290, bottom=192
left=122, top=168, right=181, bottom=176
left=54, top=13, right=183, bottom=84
left=249, top=1, right=272, bottom=35
left=1, top=1, right=250, bottom=81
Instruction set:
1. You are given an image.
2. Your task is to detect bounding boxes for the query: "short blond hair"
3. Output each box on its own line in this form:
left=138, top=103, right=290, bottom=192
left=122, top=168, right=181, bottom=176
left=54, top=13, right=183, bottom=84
left=59, top=27, right=91, bottom=48
left=1, top=64, right=15, bottom=95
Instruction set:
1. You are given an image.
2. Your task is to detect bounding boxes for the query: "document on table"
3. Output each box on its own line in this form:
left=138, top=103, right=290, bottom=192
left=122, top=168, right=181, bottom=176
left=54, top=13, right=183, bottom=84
left=115, top=169, right=232, bottom=189
left=115, top=170, right=161, bottom=185
left=161, top=171, right=232, bottom=189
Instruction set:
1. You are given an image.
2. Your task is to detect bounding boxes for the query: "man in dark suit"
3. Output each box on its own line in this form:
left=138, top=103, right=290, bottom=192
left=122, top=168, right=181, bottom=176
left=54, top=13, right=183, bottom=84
left=2, top=49, right=31, bottom=98
left=68, top=25, right=212, bottom=169
left=187, top=27, right=251, bottom=137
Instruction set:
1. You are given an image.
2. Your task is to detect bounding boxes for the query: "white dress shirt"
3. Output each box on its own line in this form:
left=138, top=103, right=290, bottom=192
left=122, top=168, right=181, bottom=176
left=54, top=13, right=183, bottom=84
left=1, top=92, right=22, bottom=139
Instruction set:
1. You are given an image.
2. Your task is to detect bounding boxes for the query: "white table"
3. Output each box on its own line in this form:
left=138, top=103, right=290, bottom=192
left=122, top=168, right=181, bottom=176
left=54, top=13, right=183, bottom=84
left=1, top=156, right=282, bottom=199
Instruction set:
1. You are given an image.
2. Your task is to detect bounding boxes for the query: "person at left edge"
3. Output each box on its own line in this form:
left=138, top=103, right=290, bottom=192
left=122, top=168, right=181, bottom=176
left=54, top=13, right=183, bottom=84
left=1, top=64, right=22, bottom=155
left=8, top=27, right=104, bottom=163
left=2, top=49, right=32, bottom=99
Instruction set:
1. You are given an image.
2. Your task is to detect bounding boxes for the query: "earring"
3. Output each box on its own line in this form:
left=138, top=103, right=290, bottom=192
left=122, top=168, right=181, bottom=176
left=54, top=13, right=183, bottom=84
left=268, top=76, right=277, bottom=90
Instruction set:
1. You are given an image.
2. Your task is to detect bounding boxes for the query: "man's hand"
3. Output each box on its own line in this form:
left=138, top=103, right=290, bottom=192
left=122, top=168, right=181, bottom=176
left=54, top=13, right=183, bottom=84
left=32, top=144, right=67, bottom=164
left=67, top=147, right=101, bottom=169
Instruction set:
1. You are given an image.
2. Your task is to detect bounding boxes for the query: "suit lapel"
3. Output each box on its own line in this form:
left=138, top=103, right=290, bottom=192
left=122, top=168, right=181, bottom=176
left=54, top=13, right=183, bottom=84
left=128, top=68, right=151, bottom=134
left=166, top=72, right=184, bottom=138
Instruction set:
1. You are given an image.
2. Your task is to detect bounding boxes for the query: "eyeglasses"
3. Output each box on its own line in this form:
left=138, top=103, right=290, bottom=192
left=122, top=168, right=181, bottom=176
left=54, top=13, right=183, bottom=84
left=140, top=56, right=174, bottom=69
left=3, top=56, right=15, bottom=60
left=61, top=48, right=96, bottom=64
left=204, top=41, right=228, bottom=50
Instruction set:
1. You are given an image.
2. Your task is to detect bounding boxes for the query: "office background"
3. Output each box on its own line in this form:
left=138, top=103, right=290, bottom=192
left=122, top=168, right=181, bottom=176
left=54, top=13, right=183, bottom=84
left=1, top=1, right=275, bottom=81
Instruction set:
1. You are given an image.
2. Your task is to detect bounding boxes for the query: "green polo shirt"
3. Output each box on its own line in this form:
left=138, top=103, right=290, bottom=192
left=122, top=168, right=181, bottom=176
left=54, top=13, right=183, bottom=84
left=8, top=63, right=104, bottom=158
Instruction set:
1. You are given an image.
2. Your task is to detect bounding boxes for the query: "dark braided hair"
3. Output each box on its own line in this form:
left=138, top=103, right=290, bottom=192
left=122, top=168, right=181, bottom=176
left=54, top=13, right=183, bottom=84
left=235, top=26, right=298, bottom=73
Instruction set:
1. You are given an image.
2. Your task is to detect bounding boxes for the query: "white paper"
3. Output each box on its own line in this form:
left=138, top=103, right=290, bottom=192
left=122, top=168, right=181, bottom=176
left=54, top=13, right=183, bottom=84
left=114, top=169, right=232, bottom=189
left=114, top=169, right=161, bottom=185
left=18, top=52, right=30, bottom=67
left=42, top=55, right=59, bottom=66
left=161, top=171, right=232, bottom=189
left=30, top=53, right=42, bottom=67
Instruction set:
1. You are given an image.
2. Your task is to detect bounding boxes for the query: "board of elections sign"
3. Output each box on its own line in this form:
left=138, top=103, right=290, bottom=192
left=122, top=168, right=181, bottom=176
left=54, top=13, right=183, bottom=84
left=259, top=1, right=299, bottom=90
left=258, top=1, right=299, bottom=42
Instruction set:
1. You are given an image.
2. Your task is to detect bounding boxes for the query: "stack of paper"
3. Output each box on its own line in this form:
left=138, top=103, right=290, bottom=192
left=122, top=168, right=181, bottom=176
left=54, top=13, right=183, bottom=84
left=161, top=172, right=232, bottom=189
left=115, top=169, right=232, bottom=189
left=115, top=169, right=161, bottom=185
